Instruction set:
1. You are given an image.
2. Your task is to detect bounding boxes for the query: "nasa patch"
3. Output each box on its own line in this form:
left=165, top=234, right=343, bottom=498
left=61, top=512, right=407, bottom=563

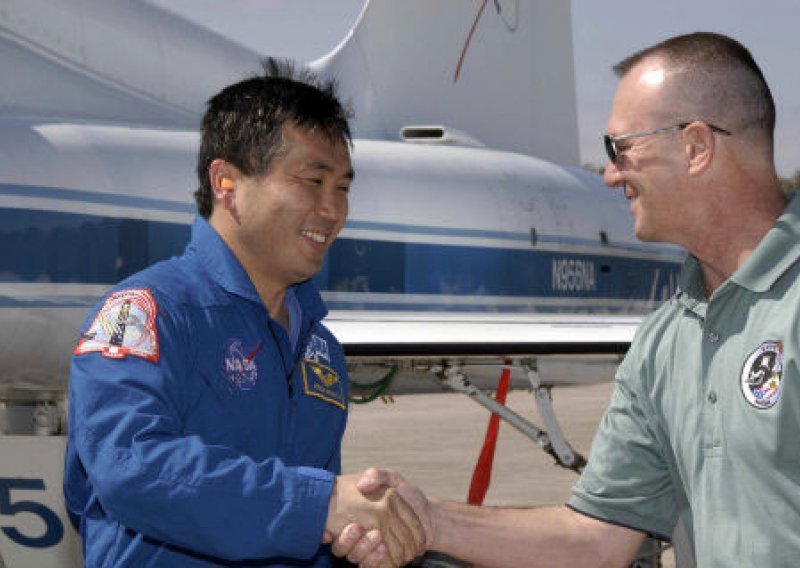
left=741, top=340, right=784, bottom=409
left=223, top=338, right=262, bottom=392
left=75, top=288, right=159, bottom=362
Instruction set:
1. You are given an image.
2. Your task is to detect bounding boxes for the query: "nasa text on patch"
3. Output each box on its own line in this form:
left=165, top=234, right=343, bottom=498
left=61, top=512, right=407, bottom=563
left=74, top=288, right=159, bottom=362
left=223, top=338, right=261, bottom=392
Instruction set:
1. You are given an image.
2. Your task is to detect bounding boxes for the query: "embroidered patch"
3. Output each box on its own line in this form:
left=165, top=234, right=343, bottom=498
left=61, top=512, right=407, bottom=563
left=301, top=359, right=345, bottom=409
left=304, top=334, right=330, bottom=364
left=223, top=338, right=262, bottom=391
left=741, top=340, right=784, bottom=409
left=75, top=289, right=159, bottom=362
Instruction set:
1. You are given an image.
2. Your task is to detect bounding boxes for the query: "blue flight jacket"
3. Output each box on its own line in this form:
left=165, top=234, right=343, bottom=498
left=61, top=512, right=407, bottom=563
left=64, top=216, right=349, bottom=566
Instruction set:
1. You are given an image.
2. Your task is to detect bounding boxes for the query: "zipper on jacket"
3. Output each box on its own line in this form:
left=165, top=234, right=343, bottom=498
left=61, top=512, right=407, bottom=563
left=266, top=321, right=293, bottom=397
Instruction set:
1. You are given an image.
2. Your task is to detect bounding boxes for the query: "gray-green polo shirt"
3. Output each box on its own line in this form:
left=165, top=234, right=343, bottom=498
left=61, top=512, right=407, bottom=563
left=569, top=194, right=800, bottom=567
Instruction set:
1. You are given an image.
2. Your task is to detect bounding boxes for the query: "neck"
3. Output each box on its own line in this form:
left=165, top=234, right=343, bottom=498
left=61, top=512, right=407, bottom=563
left=258, top=284, right=290, bottom=329
left=232, top=253, right=291, bottom=326
left=208, top=214, right=293, bottom=328
left=689, top=188, right=787, bottom=295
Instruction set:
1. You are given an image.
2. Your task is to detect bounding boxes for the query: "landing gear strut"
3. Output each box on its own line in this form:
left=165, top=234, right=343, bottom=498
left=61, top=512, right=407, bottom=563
left=431, top=359, right=667, bottom=568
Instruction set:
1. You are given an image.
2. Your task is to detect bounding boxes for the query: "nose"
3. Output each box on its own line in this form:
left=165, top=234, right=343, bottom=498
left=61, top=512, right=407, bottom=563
left=603, top=159, right=624, bottom=188
left=316, top=185, right=348, bottom=222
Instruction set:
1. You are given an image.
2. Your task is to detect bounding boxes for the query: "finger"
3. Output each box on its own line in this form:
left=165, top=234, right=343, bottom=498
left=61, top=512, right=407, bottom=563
left=383, top=496, right=420, bottom=566
left=395, top=482, right=430, bottom=551
left=346, top=529, right=384, bottom=565
left=379, top=510, right=409, bottom=567
left=361, top=544, right=392, bottom=568
left=331, top=523, right=364, bottom=558
left=381, top=531, right=405, bottom=567
left=388, top=489, right=426, bottom=557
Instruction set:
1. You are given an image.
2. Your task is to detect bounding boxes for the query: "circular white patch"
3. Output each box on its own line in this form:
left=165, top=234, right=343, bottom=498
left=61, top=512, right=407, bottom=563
left=741, top=340, right=784, bottom=409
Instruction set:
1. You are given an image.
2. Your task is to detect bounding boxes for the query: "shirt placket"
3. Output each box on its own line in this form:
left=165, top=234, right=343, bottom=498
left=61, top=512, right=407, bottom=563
left=700, top=306, right=724, bottom=459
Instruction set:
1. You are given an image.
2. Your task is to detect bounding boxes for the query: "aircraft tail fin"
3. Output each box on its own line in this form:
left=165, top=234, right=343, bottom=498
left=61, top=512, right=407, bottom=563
left=312, top=0, right=579, bottom=165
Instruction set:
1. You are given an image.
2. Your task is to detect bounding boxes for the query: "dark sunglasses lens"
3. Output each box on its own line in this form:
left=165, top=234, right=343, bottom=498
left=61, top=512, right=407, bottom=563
left=604, top=135, right=616, bottom=162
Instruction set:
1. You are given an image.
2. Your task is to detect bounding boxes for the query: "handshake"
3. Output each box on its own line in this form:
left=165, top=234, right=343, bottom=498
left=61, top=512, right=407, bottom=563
left=324, top=468, right=434, bottom=567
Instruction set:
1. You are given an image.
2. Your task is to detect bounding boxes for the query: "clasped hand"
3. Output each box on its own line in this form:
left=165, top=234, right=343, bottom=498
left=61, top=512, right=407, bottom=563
left=324, top=468, right=432, bottom=567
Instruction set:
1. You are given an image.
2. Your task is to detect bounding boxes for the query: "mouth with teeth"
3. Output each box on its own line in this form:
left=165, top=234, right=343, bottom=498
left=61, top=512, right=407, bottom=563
left=301, top=229, right=328, bottom=245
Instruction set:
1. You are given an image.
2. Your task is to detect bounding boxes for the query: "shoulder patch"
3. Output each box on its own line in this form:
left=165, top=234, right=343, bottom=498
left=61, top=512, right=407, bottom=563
left=75, top=288, right=159, bottom=362
left=301, top=359, right=345, bottom=410
left=304, top=334, right=331, bottom=364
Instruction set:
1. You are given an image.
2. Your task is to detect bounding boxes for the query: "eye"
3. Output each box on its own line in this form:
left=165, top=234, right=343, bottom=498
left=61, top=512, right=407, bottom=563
left=615, top=142, right=633, bottom=154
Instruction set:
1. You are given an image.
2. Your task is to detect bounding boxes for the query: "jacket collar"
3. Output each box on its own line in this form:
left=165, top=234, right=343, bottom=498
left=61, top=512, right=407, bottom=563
left=187, top=216, right=328, bottom=321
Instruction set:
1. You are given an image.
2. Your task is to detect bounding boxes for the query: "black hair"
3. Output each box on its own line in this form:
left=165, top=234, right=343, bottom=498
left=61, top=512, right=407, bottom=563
left=194, top=58, right=352, bottom=217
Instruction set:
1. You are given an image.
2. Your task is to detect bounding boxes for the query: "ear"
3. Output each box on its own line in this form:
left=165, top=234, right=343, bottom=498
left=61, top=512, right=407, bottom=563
left=683, top=121, right=716, bottom=176
left=208, top=159, right=240, bottom=210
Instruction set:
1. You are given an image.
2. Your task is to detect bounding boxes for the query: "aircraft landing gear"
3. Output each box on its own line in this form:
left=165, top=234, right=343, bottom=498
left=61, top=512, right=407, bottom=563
left=432, top=359, right=670, bottom=568
left=436, top=360, right=586, bottom=473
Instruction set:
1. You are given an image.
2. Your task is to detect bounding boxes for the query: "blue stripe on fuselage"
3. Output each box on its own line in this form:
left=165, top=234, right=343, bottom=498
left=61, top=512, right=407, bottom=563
left=0, top=206, right=682, bottom=312
left=0, top=182, right=194, bottom=214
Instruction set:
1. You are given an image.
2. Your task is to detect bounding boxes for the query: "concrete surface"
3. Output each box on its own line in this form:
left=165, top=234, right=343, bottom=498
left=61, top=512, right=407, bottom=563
left=341, top=381, right=676, bottom=567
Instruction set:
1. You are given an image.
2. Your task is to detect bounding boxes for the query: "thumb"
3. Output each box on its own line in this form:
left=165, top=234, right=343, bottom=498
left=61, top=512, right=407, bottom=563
left=356, top=467, right=406, bottom=493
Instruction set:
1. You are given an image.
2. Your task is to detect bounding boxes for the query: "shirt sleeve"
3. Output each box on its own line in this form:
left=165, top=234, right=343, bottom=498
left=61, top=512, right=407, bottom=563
left=68, top=287, right=334, bottom=561
left=567, top=353, right=679, bottom=541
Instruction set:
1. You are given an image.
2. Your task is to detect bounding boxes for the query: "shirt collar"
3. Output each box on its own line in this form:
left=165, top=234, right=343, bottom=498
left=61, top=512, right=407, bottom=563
left=731, top=193, right=800, bottom=293
left=676, top=255, right=706, bottom=314
left=189, top=216, right=261, bottom=303
left=187, top=216, right=328, bottom=321
left=677, top=193, right=800, bottom=308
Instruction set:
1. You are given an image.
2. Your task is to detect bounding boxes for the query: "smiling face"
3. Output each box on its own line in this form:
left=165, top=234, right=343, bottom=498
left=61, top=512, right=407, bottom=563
left=603, top=59, right=690, bottom=244
left=214, top=123, right=353, bottom=295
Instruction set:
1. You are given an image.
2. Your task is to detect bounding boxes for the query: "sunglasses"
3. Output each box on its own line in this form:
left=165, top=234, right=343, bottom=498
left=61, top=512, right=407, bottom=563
left=604, top=121, right=731, bottom=163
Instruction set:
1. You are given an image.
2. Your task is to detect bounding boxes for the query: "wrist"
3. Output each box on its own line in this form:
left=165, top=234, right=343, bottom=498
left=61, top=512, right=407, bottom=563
left=426, top=497, right=445, bottom=551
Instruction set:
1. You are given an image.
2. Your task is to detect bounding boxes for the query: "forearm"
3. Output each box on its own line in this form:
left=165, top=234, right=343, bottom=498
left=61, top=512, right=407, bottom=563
left=428, top=500, right=644, bottom=568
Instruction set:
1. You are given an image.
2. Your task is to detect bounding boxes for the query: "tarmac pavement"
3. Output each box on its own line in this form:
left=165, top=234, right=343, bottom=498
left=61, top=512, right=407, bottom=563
left=340, top=381, right=677, bottom=567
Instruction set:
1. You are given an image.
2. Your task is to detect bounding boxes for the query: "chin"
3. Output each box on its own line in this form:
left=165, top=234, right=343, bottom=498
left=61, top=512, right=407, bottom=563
left=633, top=224, right=654, bottom=242
left=293, top=262, right=324, bottom=283
left=634, top=224, right=670, bottom=243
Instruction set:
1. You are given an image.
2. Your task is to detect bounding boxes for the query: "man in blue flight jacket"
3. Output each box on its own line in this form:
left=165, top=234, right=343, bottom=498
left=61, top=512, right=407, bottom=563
left=64, top=59, right=423, bottom=567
